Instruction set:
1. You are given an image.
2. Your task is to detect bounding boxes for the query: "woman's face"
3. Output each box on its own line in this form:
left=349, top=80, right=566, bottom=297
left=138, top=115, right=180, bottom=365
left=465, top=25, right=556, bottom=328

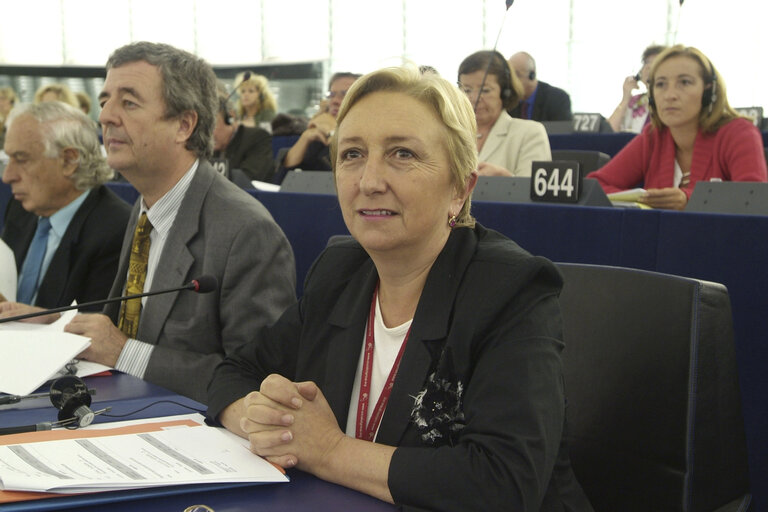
left=239, top=84, right=259, bottom=109
left=335, top=91, right=467, bottom=259
left=652, top=55, right=706, bottom=131
left=458, top=71, right=504, bottom=127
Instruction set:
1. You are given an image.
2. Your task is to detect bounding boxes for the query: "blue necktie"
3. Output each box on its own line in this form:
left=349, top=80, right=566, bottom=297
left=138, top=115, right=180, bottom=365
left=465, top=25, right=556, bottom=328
left=17, top=217, right=52, bottom=305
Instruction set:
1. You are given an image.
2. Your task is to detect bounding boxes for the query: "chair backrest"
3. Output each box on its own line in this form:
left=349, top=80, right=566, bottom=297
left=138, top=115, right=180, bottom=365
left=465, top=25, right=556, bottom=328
left=551, top=150, right=611, bottom=176
left=556, top=263, right=750, bottom=512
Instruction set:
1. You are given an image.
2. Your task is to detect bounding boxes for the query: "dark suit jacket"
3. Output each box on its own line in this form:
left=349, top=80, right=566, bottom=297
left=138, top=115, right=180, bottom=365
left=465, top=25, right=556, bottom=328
left=214, top=125, right=275, bottom=182
left=105, top=161, right=297, bottom=404
left=208, top=224, right=593, bottom=512
left=1, top=185, right=130, bottom=310
left=510, top=80, right=573, bottom=122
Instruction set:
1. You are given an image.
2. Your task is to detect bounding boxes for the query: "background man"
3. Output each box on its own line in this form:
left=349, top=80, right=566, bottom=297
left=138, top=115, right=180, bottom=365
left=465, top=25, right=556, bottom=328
left=62, top=42, right=295, bottom=403
left=211, top=88, right=274, bottom=185
left=1, top=101, right=130, bottom=309
left=274, top=72, right=360, bottom=182
left=508, top=51, right=573, bottom=122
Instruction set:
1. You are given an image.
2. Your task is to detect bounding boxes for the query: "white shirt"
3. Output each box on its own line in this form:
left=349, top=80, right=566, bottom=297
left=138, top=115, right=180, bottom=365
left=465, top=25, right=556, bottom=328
left=345, top=294, right=412, bottom=439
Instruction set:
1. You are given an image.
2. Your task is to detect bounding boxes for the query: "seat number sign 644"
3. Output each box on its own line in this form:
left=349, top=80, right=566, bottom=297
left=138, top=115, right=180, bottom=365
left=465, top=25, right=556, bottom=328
left=529, top=161, right=582, bottom=203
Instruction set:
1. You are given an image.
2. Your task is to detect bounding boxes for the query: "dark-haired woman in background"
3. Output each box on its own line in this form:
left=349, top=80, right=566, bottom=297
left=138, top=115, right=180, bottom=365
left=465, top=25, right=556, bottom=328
left=458, top=50, right=551, bottom=177
left=607, top=44, right=666, bottom=133
left=589, top=45, right=767, bottom=209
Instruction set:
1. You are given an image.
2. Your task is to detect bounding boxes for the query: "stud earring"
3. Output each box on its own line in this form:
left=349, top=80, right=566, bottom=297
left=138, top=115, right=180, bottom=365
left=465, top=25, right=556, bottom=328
left=448, top=215, right=457, bottom=228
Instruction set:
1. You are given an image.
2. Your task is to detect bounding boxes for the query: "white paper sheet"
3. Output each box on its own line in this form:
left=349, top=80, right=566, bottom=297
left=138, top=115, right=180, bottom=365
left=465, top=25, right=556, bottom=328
left=0, top=331, right=91, bottom=395
left=0, top=422, right=287, bottom=493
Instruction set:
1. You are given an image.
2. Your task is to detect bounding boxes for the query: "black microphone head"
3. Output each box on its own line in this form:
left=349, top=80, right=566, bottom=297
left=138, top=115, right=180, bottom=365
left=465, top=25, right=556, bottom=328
left=241, top=71, right=252, bottom=82
left=506, top=0, right=514, bottom=8
left=191, top=275, right=218, bottom=293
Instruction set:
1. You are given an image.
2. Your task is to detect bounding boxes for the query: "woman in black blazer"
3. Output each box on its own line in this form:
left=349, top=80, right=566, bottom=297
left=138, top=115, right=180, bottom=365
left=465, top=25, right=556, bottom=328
left=208, top=66, right=592, bottom=512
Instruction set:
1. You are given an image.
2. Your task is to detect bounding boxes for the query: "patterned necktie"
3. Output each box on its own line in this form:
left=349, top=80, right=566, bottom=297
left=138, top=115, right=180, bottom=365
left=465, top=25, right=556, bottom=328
left=17, top=217, right=52, bottom=304
left=118, top=212, right=152, bottom=338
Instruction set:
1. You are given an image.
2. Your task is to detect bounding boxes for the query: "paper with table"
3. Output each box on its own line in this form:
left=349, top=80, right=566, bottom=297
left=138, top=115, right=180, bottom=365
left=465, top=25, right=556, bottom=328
left=0, top=414, right=287, bottom=504
left=607, top=188, right=652, bottom=209
left=0, top=308, right=112, bottom=396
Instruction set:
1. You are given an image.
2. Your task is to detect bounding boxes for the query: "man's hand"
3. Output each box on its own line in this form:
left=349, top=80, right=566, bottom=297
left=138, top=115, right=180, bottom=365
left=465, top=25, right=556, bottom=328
left=64, top=314, right=128, bottom=367
left=0, top=301, right=60, bottom=324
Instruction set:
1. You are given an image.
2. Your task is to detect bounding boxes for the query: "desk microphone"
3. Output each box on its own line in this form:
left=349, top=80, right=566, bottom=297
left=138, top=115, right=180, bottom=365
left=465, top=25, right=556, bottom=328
left=226, top=71, right=252, bottom=103
left=0, top=275, right=218, bottom=324
left=472, top=0, right=515, bottom=112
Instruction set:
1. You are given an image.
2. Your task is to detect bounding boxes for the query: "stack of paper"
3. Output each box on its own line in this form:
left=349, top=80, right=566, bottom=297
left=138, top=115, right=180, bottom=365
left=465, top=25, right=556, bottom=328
left=0, top=415, right=287, bottom=497
left=607, top=188, right=651, bottom=209
left=0, top=309, right=111, bottom=396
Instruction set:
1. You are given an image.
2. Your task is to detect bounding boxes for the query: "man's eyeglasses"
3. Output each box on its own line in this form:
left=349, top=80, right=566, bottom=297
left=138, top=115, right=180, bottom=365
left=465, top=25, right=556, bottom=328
left=325, top=90, right=348, bottom=100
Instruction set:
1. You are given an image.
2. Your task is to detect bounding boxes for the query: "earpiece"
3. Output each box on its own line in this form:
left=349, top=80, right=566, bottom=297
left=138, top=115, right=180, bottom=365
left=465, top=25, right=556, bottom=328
left=701, top=57, right=717, bottom=111
left=0, top=376, right=104, bottom=435
left=219, top=97, right=234, bottom=126
left=528, top=70, right=536, bottom=81
left=493, top=51, right=513, bottom=101
left=50, top=376, right=96, bottom=428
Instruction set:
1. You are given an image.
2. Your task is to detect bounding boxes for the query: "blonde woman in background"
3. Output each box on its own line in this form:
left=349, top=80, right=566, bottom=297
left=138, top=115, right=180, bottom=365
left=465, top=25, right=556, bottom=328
left=235, top=72, right=277, bottom=127
left=0, top=86, right=18, bottom=147
left=33, top=83, right=79, bottom=108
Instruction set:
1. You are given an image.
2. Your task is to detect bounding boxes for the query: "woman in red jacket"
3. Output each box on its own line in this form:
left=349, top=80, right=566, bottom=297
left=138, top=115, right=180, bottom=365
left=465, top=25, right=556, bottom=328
left=589, top=45, right=767, bottom=210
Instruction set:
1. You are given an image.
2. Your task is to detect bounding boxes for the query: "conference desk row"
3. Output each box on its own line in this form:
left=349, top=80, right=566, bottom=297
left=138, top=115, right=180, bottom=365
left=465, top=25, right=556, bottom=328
left=0, top=373, right=395, bottom=511
left=271, top=130, right=768, bottom=161
left=1, top=181, right=767, bottom=510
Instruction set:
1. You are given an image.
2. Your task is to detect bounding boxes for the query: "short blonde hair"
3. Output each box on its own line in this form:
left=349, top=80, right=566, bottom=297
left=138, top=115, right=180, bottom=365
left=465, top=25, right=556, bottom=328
left=33, top=83, right=79, bottom=108
left=648, top=45, right=742, bottom=133
left=331, top=66, right=478, bottom=228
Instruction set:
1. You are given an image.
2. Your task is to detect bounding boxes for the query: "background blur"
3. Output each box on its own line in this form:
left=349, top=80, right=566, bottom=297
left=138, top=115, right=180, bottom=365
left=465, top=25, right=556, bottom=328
left=0, top=0, right=764, bottom=121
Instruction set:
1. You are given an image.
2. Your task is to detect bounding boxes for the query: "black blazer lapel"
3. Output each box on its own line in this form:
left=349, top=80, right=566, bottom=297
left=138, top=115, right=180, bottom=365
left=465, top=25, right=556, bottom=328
left=323, top=260, right=379, bottom=428
left=1, top=199, right=36, bottom=273
left=375, top=228, right=478, bottom=446
left=36, top=189, right=99, bottom=307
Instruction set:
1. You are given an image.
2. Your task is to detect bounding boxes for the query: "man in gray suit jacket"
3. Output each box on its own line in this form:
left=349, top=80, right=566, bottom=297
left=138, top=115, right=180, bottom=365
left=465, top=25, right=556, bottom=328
left=64, top=42, right=297, bottom=403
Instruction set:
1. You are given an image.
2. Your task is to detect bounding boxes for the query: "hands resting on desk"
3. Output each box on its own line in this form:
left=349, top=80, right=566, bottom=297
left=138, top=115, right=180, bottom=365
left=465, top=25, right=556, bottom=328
left=220, top=374, right=396, bottom=504
left=638, top=187, right=688, bottom=210
left=0, top=303, right=127, bottom=367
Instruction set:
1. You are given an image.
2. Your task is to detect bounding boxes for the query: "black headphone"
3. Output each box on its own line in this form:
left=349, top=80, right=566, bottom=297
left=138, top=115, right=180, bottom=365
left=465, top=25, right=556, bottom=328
left=0, top=376, right=105, bottom=435
left=701, top=58, right=718, bottom=110
left=219, top=96, right=234, bottom=126
left=492, top=50, right=514, bottom=101
left=648, top=55, right=717, bottom=113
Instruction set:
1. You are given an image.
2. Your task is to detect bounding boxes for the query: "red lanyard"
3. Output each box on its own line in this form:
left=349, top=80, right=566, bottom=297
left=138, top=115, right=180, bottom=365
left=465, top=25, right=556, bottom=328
left=355, top=285, right=411, bottom=442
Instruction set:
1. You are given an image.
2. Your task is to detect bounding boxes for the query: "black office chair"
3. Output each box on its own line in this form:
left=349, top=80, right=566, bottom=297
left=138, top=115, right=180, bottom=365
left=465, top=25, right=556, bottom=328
left=557, top=263, right=751, bottom=512
left=551, top=150, right=611, bottom=176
